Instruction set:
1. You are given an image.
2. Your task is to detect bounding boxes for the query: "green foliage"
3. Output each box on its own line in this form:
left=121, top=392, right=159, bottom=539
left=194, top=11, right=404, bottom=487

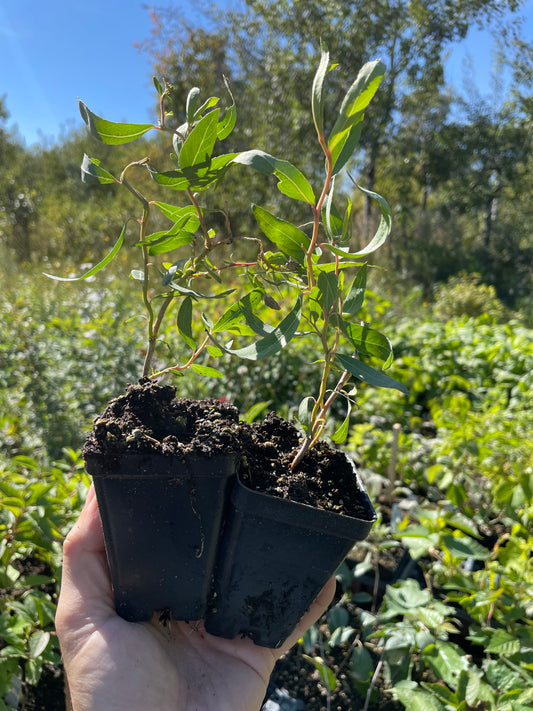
left=0, top=452, right=88, bottom=707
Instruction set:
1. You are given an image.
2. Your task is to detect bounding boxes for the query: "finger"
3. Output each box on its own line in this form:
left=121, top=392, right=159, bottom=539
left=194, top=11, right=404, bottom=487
left=275, top=575, right=337, bottom=656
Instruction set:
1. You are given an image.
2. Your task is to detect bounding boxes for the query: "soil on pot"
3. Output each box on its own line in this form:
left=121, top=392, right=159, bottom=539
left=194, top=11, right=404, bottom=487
left=83, top=379, right=368, bottom=517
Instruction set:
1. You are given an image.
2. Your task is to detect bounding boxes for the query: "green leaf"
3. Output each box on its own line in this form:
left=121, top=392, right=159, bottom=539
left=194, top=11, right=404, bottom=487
left=298, top=396, right=316, bottom=433
left=186, top=87, right=201, bottom=123
left=441, top=534, right=490, bottom=561
left=78, top=100, right=155, bottom=144
left=219, top=294, right=302, bottom=360
left=44, top=223, right=126, bottom=281
left=179, top=109, right=220, bottom=168
left=80, top=154, right=117, bottom=185
left=151, top=202, right=199, bottom=224
left=392, top=687, right=445, bottom=711
left=351, top=181, right=392, bottom=256
left=190, top=364, right=223, bottom=378
left=177, top=296, right=195, bottom=351
left=312, top=42, right=330, bottom=136
left=148, top=152, right=237, bottom=192
left=343, top=265, right=367, bottom=315
left=303, top=655, right=338, bottom=691
left=252, top=205, right=310, bottom=265
left=317, top=270, right=338, bottom=314
left=486, top=629, right=522, bottom=656
left=28, top=630, right=50, bottom=660
left=331, top=121, right=363, bottom=176
left=343, top=323, right=392, bottom=366
left=336, top=353, right=408, bottom=394
left=328, top=59, right=385, bottom=171
left=234, top=150, right=315, bottom=204
left=217, top=76, right=237, bottom=140
left=423, top=642, right=470, bottom=687
left=350, top=644, right=374, bottom=681
left=331, top=404, right=352, bottom=444
left=212, top=291, right=264, bottom=335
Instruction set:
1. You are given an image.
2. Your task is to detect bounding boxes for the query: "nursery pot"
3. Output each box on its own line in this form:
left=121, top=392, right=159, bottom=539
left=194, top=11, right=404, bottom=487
left=205, top=458, right=377, bottom=648
left=85, top=452, right=238, bottom=622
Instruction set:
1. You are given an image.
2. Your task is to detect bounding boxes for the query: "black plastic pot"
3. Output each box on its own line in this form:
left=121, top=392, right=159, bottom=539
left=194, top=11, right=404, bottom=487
left=85, top=453, right=238, bottom=622
left=205, top=461, right=376, bottom=648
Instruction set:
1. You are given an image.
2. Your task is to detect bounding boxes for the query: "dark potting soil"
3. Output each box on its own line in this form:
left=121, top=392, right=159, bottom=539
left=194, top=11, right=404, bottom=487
left=82, top=379, right=367, bottom=516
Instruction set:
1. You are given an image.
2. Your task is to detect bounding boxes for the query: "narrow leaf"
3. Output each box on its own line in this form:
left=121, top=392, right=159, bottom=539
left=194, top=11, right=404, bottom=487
left=343, top=265, right=367, bottom=315
left=317, top=270, right=338, bottom=314
left=78, top=100, right=155, bottom=144
left=219, top=295, right=302, bottom=360
left=44, top=223, right=126, bottom=281
left=186, top=87, right=201, bottom=123
left=190, top=364, right=223, bottom=378
left=312, top=42, right=329, bottom=136
left=252, top=204, right=310, bottom=265
left=212, top=291, right=263, bottom=335
left=234, top=150, right=315, bottom=204
left=344, top=323, right=393, bottom=366
left=336, top=353, right=408, bottom=394
left=331, top=404, right=352, bottom=444
left=177, top=296, right=195, bottom=350
left=80, top=154, right=117, bottom=185
left=217, top=76, right=237, bottom=140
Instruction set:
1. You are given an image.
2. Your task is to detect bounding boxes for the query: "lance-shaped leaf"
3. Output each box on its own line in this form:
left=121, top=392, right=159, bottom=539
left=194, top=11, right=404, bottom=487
left=148, top=152, right=237, bottom=192
left=186, top=87, right=201, bottom=124
left=191, top=364, right=224, bottom=378
left=150, top=202, right=200, bottom=226
left=343, top=265, right=367, bottom=315
left=326, top=184, right=391, bottom=259
left=80, top=154, right=117, bottom=185
left=252, top=204, right=310, bottom=265
left=328, top=59, right=385, bottom=172
left=218, top=294, right=302, bottom=360
left=78, top=100, right=156, bottom=145
left=169, top=282, right=236, bottom=300
left=336, top=353, right=408, bottom=394
left=317, top=270, right=339, bottom=314
left=234, top=150, right=315, bottom=204
left=331, top=403, right=352, bottom=444
left=344, top=322, right=393, bottom=367
left=179, top=109, right=220, bottom=168
left=177, top=296, right=195, bottom=351
left=312, top=42, right=330, bottom=136
left=217, top=76, right=237, bottom=140
left=44, top=223, right=126, bottom=281
left=212, top=291, right=264, bottom=336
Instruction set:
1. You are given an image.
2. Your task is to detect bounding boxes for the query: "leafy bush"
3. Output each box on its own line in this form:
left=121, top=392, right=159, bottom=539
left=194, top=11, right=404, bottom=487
left=0, top=452, right=87, bottom=709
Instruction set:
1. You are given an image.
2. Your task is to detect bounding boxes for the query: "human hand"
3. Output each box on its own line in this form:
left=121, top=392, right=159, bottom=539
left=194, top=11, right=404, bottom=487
left=55, top=485, right=336, bottom=711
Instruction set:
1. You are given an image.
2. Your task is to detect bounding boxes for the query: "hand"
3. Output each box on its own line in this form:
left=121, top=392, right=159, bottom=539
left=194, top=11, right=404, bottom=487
left=56, top=485, right=336, bottom=711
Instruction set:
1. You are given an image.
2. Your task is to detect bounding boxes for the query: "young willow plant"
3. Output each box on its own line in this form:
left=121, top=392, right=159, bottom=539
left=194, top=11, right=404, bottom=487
left=45, top=44, right=406, bottom=470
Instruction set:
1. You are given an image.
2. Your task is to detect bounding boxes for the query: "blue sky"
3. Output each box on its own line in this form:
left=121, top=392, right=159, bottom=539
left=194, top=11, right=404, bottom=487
left=1, top=0, right=532, bottom=147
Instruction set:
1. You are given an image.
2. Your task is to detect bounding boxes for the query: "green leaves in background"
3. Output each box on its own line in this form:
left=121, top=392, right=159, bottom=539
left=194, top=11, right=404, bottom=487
left=78, top=100, right=156, bottom=145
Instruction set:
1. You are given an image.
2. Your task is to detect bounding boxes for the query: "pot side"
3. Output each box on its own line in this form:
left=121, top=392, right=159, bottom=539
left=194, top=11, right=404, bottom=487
left=85, top=453, right=238, bottom=622
left=205, top=461, right=377, bottom=648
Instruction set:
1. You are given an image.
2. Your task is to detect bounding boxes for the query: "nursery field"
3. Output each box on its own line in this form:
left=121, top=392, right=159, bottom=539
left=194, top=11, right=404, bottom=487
left=1, top=272, right=532, bottom=711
